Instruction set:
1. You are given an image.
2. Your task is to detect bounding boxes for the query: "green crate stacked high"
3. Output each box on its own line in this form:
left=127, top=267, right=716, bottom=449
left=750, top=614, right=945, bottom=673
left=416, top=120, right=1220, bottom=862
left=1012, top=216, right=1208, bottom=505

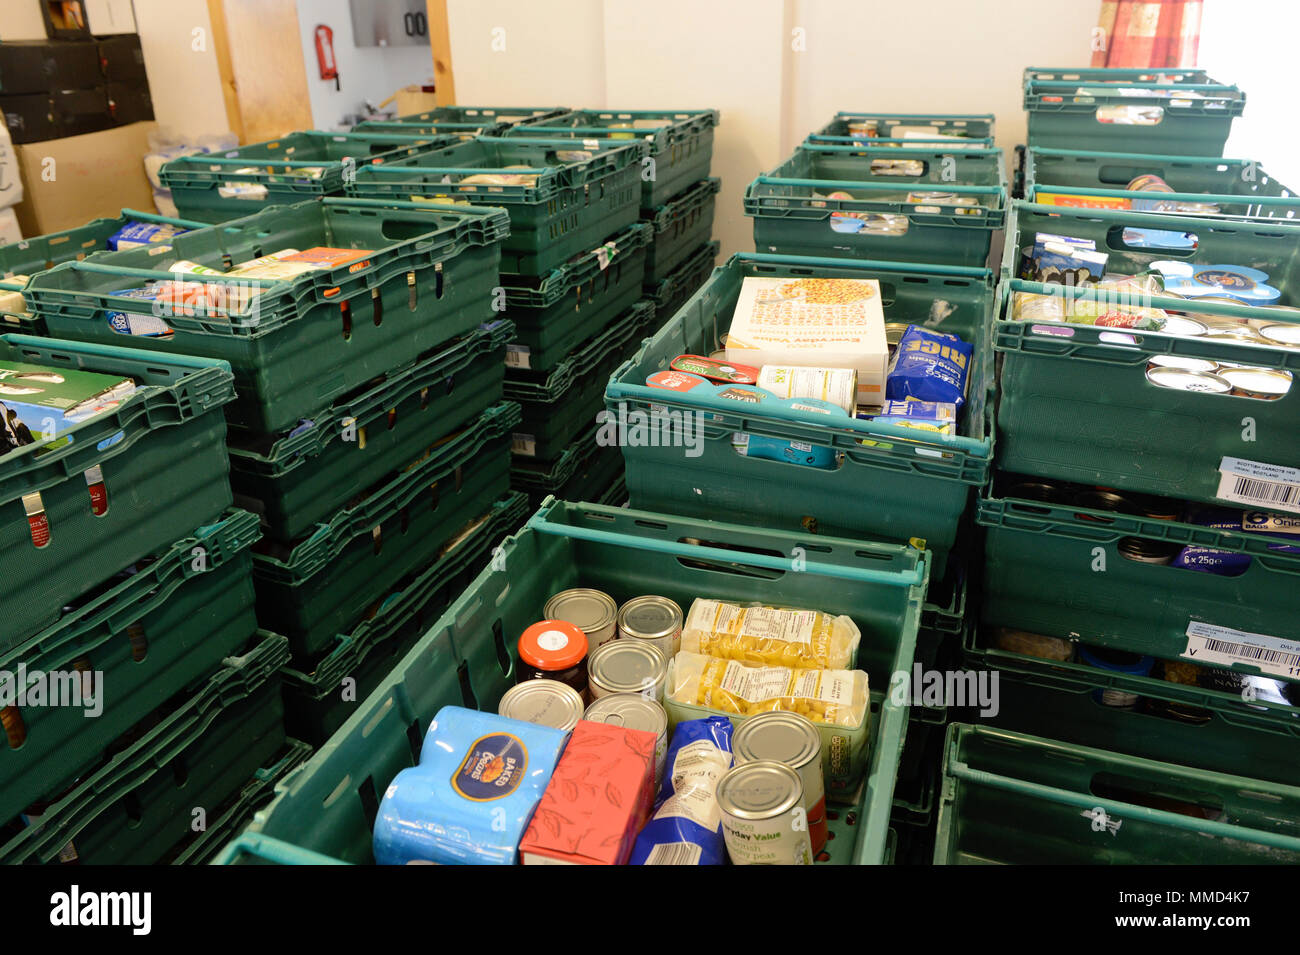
left=0, top=328, right=297, bottom=863
left=22, top=196, right=528, bottom=750
left=352, top=104, right=569, bottom=139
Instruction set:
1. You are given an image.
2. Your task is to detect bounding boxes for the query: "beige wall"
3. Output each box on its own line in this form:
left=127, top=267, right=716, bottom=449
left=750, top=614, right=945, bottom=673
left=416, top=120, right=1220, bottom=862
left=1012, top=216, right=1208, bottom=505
left=134, top=0, right=233, bottom=140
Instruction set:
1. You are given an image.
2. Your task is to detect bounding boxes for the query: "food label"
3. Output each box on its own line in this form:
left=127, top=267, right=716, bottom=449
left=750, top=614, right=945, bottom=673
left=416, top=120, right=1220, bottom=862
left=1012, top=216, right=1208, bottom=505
left=792, top=668, right=856, bottom=704
left=653, top=739, right=730, bottom=830
left=1183, top=622, right=1300, bottom=679
left=738, top=607, right=816, bottom=646
left=1216, top=458, right=1300, bottom=514
left=720, top=661, right=793, bottom=702
left=505, top=345, right=530, bottom=370
left=450, top=733, right=529, bottom=801
left=511, top=433, right=536, bottom=457
left=643, top=842, right=703, bottom=865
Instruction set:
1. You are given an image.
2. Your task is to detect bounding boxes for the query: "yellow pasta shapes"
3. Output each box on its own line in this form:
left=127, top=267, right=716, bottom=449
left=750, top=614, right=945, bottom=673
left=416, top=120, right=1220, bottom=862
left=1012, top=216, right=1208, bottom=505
left=680, top=598, right=861, bottom=670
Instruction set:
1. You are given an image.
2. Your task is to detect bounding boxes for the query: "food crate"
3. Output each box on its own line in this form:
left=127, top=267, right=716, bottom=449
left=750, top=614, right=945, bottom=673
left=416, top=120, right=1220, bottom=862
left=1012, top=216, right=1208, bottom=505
left=353, top=105, right=569, bottom=137
left=501, top=222, right=650, bottom=374
left=746, top=145, right=1007, bottom=268
left=934, top=723, right=1300, bottom=864
left=280, top=492, right=528, bottom=745
left=892, top=750, right=938, bottom=828
left=229, top=320, right=512, bottom=543
left=645, top=240, right=718, bottom=322
left=223, top=497, right=929, bottom=865
left=808, top=112, right=996, bottom=148
left=509, top=428, right=628, bottom=509
left=28, top=199, right=510, bottom=433
left=996, top=202, right=1300, bottom=502
left=0, top=509, right=260, bottom=822
left=346, top=137, right=647, bottom=273
left=1023, top=67, right=1245, bottom=155
left=645, top=178, right=720, bottom=282
left=44, top=681, right=288, bottom=865
left=964, top=623, right=1300, bottom=786
left=1026, top=148, right=1300, bottom=221
left=254, top=402, right=517, bottom=660
left=0, top=208, right=208, bottom=334
left=977, top=484, right=1300, bottom=679
left=1, top=629, right=289, bottom=864
left=606, top=252, right=996, bottom=571
left=507, top=300, right=654, bottom=462
left=170, top=738, right=312, bottom=865
left=159, top=130, right=461, bottom=222
left=507, top=108, right=719, bottom=209
left=0, top=334, right=234, bottom=649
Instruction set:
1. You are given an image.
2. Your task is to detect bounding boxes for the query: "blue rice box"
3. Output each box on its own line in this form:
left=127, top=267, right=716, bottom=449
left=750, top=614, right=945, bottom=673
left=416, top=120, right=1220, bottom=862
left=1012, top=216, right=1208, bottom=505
left=885, top=326, right=972, bottom=408
left=107, top=220, right=189, bottom=251
left=372, top=706, right=569, bottom=865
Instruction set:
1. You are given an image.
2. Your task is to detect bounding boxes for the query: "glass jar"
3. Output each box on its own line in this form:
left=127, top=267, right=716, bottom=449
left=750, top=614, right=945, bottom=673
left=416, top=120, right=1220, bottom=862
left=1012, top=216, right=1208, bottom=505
left=517, top=619, right=589, bottom=701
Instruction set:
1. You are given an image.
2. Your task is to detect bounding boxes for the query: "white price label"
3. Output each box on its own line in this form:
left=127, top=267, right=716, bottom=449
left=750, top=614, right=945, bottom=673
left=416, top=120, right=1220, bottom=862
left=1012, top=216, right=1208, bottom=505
left=1183, top=621, right=1300, bottom=679
left=511, top=433, right=536, bottom=457
left=1216, top=458, right=1300, bottom=514
left=505, top=345, right=530, bottom=370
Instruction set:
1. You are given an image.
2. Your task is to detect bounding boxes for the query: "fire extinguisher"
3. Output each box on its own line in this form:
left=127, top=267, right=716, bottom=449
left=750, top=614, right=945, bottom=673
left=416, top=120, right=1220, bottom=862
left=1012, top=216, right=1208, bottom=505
left=314, top=24, right=340, bottom=90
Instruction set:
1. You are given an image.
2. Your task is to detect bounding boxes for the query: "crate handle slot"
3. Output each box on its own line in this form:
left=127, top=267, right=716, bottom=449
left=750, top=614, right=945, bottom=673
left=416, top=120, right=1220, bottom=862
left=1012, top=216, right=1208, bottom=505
left=213, top=833, right=351, bottom=865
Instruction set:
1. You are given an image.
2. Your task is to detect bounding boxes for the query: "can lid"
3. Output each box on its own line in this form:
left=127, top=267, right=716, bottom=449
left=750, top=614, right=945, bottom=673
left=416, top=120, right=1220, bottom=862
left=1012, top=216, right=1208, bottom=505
left=583, top=692, right=667, bottom=734
left=588, top=640, right=667, bottom=693
left=1219, top=366, right=1292, bottom=396
left=1258, top=322, right=1300, bottom=346
left=732, top=712, right=820, bottom=770
left=498, top=680, right=584, bottom=732
left=543, top=589, right=617, bottom=634
left=1158, top=314, right=1207, bottom=337
left=518, top=620, right=588, bottom=671
left=1148, top=354, right=1218, bottom=373
left=1145, top=366, right=1232, bottom=393
left=617, top=595, right=682, bottom=641
left=717, top=760, right=803, bottom=819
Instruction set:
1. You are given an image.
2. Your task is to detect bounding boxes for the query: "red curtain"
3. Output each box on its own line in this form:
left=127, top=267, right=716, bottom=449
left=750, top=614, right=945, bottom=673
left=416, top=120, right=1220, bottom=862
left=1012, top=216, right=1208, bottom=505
left=1092, top=0, right=1203, bottom=68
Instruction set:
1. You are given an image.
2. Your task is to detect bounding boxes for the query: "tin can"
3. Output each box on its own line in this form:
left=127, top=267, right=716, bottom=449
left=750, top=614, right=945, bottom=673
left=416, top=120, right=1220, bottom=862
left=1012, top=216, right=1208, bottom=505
left=1074, top=488, right=1136, bottom=515
left=1144, top=366, right=1233, bottom=394
left=716, top=760, right=813, bottom=865
left=1147, top=355, right=1218, bottom=373
left=1220, top=366, right=1292, bottom=400
left=1257, top=322, right=1300, bottom=347
left=1157, top=315, right=1208, bottom=338
left=1201, top=323, right=1268, bottom=345
left=616, top=595, right=682, bottom=661
left=884, top=322, right=911, bottom=358
left=1006, top=480, right=1064, bottom=503
left=732, top=712, right=828, bottom=854
left=583, top=692, right=669, bottom=791
left=588, top=640, right=668, bottom=701
left=1118, top=536, right=1179, bottom=564
left=544, top=588, right=618, bottom=651
left=1078, top=645, right=1153, bottom=708
left=498, top=679, right=585, bottom=733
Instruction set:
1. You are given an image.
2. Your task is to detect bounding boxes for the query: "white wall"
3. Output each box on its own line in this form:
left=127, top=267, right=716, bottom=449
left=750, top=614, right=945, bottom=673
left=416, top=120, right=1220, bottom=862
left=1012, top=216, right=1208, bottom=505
left=134, top=0, right=232, bottom=141
left=296, top=0, right=435, bottom=129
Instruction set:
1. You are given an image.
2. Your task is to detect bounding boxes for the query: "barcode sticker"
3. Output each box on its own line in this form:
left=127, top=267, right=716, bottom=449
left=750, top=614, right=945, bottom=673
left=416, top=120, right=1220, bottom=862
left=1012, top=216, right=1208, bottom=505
left=1216, top=458, right=1300, bottom=514
left=644, top=842, right=703, bottom=866
left=511, top=433, right=536, bottom=457
left=505, top=345, right=530, bottom=370
left=1183, top=621, right=1300, bottom=678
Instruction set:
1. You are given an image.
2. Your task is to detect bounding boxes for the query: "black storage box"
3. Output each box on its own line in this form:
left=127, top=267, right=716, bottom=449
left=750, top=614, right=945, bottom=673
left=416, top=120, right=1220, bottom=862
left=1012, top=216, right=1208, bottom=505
left=0, top=40, right=102, bottom=94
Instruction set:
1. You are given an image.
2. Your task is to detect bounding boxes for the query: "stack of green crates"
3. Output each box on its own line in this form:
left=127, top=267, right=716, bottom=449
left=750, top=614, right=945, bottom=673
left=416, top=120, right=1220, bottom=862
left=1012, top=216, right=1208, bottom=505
left=344, top=130, right=670, bottom=507
left=22, top=196, right=528, bottom=752
left=0, top=329, right=295, bottom=864
left=352, top=104, right=569, bottom=139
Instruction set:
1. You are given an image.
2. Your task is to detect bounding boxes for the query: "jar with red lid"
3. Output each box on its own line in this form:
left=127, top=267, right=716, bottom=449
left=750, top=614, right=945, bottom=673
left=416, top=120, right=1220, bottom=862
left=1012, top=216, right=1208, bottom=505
left=517, top=620, right=590, bottom=701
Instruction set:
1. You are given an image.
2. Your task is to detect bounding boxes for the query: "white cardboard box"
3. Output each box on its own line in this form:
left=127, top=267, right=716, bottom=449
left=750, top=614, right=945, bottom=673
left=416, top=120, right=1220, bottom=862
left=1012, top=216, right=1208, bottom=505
left=726, top=276, right=889, bottom=403
left=0, top=125, right=23, bottom=211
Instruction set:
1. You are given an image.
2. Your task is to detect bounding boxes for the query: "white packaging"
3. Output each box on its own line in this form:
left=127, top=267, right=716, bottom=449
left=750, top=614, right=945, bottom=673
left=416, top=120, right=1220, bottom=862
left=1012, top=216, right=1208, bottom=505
left=0, top=125, right=22, bottom=211
left=0, top=208, right=21, bottom=245
left=726, top=277, right=888, bottom=405
left=756, top=365, right=857, bottom=414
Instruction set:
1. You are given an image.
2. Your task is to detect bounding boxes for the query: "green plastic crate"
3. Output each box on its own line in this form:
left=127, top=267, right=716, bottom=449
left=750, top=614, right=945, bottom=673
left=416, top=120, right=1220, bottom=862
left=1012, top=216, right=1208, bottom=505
left=1025, top=148, right=1300, bottom=221
left=254, top=402, right=517, bottom=660
left=0, top=508, right=260, bottom=822
left=160, top=130, right=462, bottom=222
left=0, top=334, right=235, bottom=648
left=509, top=427, right=629, bottom=509
left=934, top=723, right=1300, bottom=864
left=645, top=177, right=720, bottom=281
left=28, top=198, right=510, bottom=433
left=645, top=239, right=718, bottom=322
left=347, top=137, right=647, bottom=273
left=747, top=145, right=1006, bottom=268
left=224, top=497, right=929, bottom=865
left=996, top=203, right=1300, bottom=503
left=507, top=108, right=719, bottom=208
left=353, top=105, right=569, bottom=138
left=170, top=738, right=312, bottom=865
left=963, top=624, right=1300, bottom=787
left=501, top=221, right=650, bottom=374
left=229, top=320, right=512, bottom=544
left=606, top=252, right=996, bottom=571
left=507, top=299, right=654, bottom=463
left=1023, top=67, right=1246, bottom=155
left=0, top=208, right=208, bottom=335
left=808, top=112, right=996, bottom=147
left=977, top=485, right=1300, bottom=680
left=48, top=681, right=288, bottom=865
left=280, top=492, right=528, bottom=745
left=1, top=629, right=289, bottom=864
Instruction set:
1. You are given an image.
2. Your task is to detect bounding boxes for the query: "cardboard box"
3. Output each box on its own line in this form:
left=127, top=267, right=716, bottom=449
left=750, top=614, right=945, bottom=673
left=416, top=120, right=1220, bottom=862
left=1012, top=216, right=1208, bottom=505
left=0, top=208, right=21, bottom=244
left=12, top=120, right=155, bottom=236
left=86, top=0, right=136, bottom=35
left=519, top=720, right=657, bottom=865
left=0, top=124, right=22, bottom=210
left=0, top=40, right=102, bottom=94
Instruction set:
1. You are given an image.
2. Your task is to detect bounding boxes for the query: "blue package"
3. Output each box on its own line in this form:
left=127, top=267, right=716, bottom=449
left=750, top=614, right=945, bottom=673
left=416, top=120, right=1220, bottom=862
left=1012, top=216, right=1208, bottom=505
left=886, top=325, right=972, bottom=408
left=630, top=716, right=734, bottom=866
left=106, top=221, right=189, bottom=251
left=1172, top=508, right=1300, bottom=575
left=372, top=706, right=569, bottom=865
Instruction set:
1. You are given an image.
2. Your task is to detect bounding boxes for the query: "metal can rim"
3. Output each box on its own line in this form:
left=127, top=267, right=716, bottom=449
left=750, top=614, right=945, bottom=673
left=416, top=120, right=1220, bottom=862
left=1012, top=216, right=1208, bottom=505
left=616, top=594, right=683, bottom=641
left=717, top=760, right=804, bottom=820
left=544, top=588, right=618, bottom=633
left=732, top=711, right=821, bottom=771
left=498, top=680, right=585, bottom=732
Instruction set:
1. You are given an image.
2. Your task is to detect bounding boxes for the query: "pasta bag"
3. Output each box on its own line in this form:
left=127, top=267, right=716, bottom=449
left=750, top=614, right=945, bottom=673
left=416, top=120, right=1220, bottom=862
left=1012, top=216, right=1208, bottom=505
left=681, top=598, right=860, bottom=670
